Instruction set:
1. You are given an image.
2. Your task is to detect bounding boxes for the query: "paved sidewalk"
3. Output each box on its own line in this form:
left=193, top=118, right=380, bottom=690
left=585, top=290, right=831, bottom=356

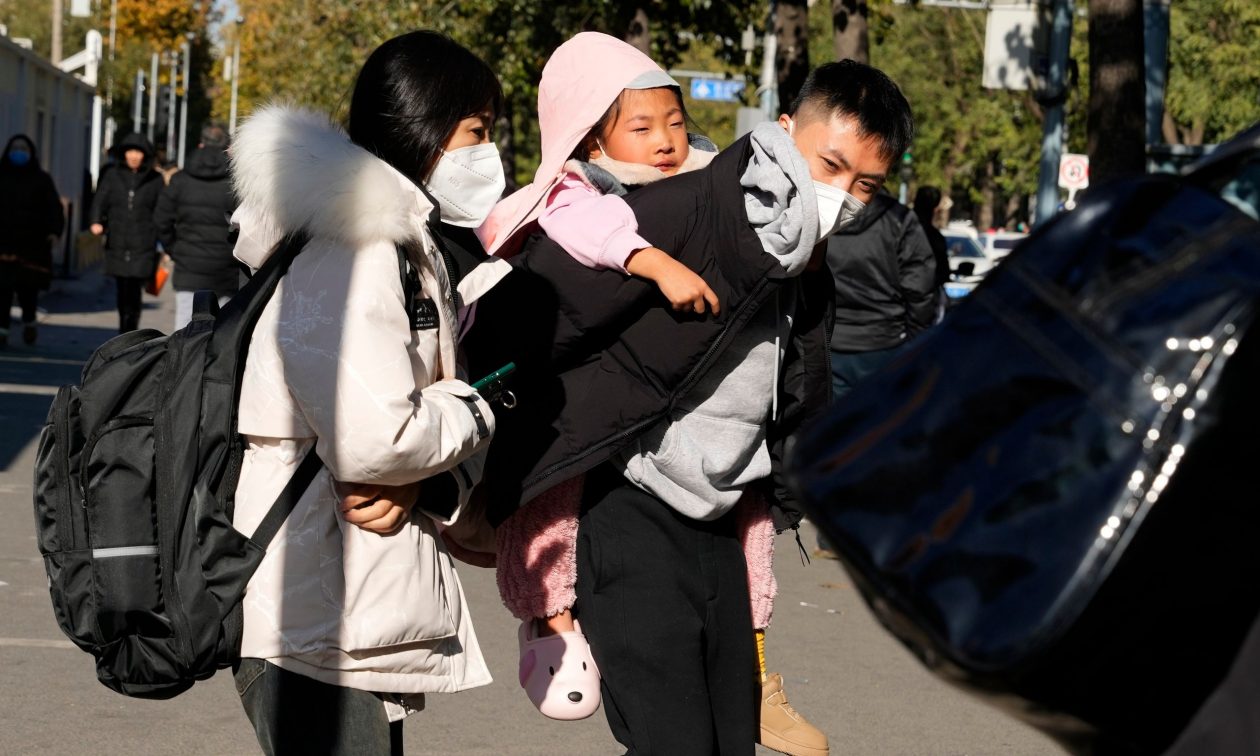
left=0, top=276, right=1062, bottom=755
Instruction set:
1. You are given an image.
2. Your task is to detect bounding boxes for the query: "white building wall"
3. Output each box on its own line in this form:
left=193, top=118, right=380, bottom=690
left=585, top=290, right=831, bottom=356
left=0, top=34, right=95, bottom=273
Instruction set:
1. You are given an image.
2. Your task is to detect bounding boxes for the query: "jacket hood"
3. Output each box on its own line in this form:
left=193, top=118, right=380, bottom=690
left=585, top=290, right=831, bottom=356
left=114, top=132, right=155, bottom=159
left=1, top=134, right=39, bottom=169
left=230, top=104, right=435, bottom=268
left=184, top=145, right=230, bottom=180
left=835, top=191, right=896, bottom=237
left=478, top=32, right=676, bottom=255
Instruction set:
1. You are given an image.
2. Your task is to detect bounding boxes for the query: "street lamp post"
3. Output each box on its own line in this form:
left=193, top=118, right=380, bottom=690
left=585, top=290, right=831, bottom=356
left=229, top=16, right=243, bottom=138
left=178, top=33, right=192, bottom=168
left=147, top=51, right=158, bottom=143
left=166, top=51, right=178, bottom=160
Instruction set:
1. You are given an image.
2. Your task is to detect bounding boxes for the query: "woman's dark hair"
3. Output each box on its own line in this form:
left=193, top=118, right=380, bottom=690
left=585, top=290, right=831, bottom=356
left=569, top=85, right=692, bottom=162
left=348, top=31, right=503, bottom=183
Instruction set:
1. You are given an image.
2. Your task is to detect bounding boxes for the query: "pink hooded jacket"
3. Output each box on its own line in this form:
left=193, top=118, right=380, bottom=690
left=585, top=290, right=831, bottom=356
left=477, top=32, right=669, bottom=258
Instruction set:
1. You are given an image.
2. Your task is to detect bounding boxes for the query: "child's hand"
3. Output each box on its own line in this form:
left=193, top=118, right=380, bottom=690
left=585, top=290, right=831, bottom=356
left=626, top=246, right=720, bottom=315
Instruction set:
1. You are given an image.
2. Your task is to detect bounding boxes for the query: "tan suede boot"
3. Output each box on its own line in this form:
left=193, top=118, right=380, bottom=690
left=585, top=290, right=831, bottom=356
left=759, top=672, right=829, bottom=756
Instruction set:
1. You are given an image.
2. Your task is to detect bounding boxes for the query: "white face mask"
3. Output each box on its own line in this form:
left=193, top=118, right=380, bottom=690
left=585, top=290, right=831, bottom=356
left=814, top=181, right=865, bottom=239
left=785, top=118, right=867, bottom=239
left=426, top=142, right=506, bottom=228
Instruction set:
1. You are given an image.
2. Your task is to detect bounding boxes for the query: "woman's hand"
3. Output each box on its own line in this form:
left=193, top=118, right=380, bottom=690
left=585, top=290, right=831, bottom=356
left=335, top=480, right=421, bottom=535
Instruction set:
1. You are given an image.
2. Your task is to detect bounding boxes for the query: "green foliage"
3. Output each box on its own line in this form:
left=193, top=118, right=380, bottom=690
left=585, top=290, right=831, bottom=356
left=1, top=0, right=214, bottom=161
left=226, top=1, right=760, bottom=186
left=807, top=1, right=1089, bottom=227
left=1166, top=0, right=1260, bottom=145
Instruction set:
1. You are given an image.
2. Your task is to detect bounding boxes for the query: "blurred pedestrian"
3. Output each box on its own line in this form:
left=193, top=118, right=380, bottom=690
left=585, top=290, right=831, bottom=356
left=913, top=185, right=950, bottom=316
left=156, top=124, right=239, bottom=330
left=0, top=135, right=64, bottom=347
left=90, top=134, right=162, bottom=333
left=826, top=190, right=937, bottom=399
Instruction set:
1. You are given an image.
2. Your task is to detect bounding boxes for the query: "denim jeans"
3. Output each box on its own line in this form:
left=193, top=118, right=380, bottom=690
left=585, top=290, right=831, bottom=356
left=234, top=658, right=403, bottom=756
left=830, top=342, right=909, bottom=400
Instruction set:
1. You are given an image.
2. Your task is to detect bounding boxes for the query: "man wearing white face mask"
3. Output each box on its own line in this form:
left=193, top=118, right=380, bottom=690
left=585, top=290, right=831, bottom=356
left=771, top=63, right=935, bottom=403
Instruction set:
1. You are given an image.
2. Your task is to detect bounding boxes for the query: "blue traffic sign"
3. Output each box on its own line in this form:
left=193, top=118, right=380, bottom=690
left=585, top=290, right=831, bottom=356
left=689, top=77, right=745, bottom=103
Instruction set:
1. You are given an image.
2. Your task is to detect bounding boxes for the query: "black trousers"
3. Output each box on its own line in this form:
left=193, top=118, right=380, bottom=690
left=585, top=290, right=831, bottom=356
left=574, top=466, right=758, bottom=756
left=115, top=276, right=145, bottom=333
left=0, top=283, right=37, bottom=329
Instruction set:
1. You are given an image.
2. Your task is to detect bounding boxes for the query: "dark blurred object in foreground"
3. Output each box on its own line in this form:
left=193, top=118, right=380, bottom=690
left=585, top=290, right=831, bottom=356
left=789, top=123, right=1260, bottom=755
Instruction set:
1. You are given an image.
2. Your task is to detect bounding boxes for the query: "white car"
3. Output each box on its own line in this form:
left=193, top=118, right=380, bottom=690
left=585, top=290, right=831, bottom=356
left=941, top=231, right=992, bottom=303
left=982, top=231, right=1029, bottom=260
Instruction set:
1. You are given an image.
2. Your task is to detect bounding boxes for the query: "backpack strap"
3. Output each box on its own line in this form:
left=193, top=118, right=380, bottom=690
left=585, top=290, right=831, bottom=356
left=249, top=447, right=322, bottom=549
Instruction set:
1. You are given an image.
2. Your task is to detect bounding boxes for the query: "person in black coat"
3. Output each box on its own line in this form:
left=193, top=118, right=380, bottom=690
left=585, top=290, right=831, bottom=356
left=826, top=189, right=938, bottom=398
left=155, top=124, right=239, bottom=329
left=0, top=134, right=64, bottom=347
left=90, top=133, right=162, bottom=333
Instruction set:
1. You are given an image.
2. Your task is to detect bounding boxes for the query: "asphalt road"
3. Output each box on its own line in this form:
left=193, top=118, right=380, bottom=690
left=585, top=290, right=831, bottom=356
left=0, top=274, right=1062, bottom=755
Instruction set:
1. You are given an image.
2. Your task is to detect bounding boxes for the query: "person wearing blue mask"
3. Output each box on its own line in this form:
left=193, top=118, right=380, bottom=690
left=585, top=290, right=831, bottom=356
left=0, top=135, right=65, bottom=347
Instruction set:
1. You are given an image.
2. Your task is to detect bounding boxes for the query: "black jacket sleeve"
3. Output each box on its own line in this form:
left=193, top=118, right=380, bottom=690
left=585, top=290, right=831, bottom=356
left=897, top=211, right=939, bottom=337
left=40, top=173, right=65, bottom=238
left=155, top=176, right=179, bottom=253
left=89, top=172, right=112, bottom=227
left=766, top=268, right=835, bottom=532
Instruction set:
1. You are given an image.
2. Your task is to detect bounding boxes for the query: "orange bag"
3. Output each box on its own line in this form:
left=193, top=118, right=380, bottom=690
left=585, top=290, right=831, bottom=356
left=145, top=256, right=171, bottom=296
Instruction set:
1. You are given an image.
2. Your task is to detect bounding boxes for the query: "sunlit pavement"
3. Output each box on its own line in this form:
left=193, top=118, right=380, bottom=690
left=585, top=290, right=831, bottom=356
left=0, top=271, right=1060, bottom=755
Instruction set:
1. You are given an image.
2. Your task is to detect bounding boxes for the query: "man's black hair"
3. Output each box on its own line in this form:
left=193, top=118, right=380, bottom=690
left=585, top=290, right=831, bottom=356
left=200, top=123, right=229, bottom=148
left=913, top=185, right=942, bottom=226
left=348, top=30, right=503, bottom=185
left=788, top=60, right=914, bottom=166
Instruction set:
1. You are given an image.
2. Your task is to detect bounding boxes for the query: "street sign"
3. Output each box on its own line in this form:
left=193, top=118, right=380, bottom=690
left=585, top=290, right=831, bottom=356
left=689, top=77, right=745, bottom=103
left=1058, top=153, right=1089, bottom=190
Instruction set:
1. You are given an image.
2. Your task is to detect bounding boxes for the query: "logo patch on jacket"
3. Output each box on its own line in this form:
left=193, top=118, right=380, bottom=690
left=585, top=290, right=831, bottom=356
left=410, top=297, right=439, bottom=331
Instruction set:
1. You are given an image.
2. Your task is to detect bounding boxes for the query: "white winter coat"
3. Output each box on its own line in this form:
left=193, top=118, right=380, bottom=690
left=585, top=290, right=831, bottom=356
left=227, top=105, right=510, bottom=695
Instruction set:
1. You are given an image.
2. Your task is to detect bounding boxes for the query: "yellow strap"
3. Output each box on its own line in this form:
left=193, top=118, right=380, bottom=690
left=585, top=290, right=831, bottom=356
left=755, top=629, right=768, bottom=682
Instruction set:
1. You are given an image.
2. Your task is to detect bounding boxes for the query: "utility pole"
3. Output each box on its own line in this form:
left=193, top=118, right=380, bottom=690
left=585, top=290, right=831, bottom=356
left=759, top=3, right=779, bottom=121
left=178, top=34, right=191, bottom=168
left=51, top=0, right=63, bottom=63
left=1034, top=0, right=1073, bottom=225
left=166, top=52, right=178, bottom=160
left=147, top=52, right=159, bottom=143
left=103, top=0, right=118, bottom=151
left=132, top=68, right=144, bottom=132
left=229, top=16, right=243, bottom=138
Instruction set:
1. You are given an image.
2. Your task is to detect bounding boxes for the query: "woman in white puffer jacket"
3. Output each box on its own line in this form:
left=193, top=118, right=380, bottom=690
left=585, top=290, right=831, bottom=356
left=227, top=31, right=512, bottom=755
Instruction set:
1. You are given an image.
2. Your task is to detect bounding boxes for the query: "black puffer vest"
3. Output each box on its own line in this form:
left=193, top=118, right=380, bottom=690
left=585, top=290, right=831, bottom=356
left=468, top=133, right=833, bottom=531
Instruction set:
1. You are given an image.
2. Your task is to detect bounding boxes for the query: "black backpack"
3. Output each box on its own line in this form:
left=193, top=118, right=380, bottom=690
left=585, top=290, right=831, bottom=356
left=32, top=231, right=321, bottom=699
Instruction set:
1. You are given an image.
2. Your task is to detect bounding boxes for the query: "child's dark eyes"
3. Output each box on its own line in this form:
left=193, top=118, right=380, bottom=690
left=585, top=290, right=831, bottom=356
left=823, top=158, right=839, bottom=172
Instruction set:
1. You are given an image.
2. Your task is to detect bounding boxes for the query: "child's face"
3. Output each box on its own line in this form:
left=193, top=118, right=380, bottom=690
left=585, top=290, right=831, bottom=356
left=593, top=87, right=690, bottom=175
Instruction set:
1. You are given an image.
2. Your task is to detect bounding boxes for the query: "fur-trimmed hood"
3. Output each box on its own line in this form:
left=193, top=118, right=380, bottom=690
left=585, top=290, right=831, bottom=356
left=230, top=105, right=434, bottom=268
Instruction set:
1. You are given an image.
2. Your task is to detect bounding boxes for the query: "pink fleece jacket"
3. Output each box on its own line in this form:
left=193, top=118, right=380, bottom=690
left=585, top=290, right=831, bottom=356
left=537, top=176, right=650, bottom=273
